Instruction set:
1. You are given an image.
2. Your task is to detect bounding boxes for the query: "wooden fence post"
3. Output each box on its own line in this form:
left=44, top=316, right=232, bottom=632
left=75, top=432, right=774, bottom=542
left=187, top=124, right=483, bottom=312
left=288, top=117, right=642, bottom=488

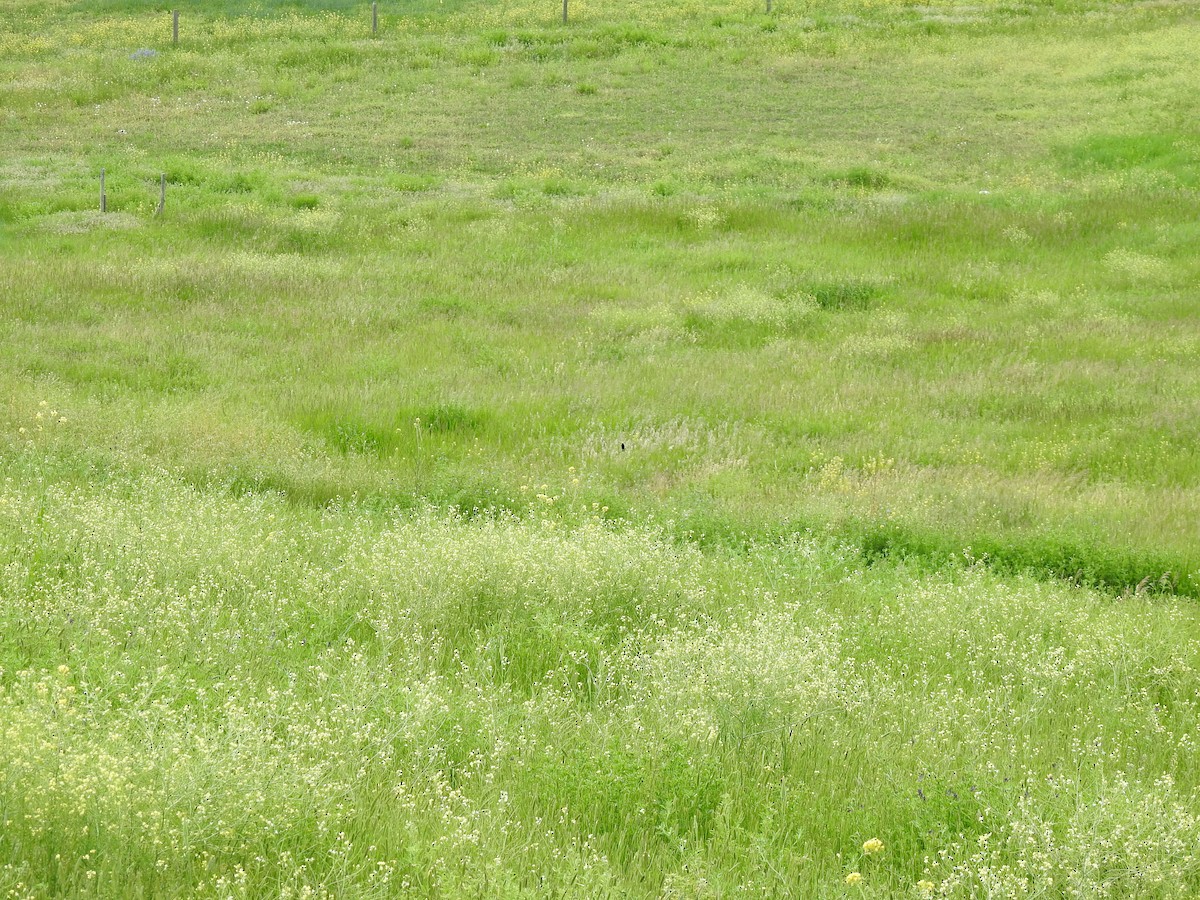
left=563, top=0, right=568, bottom=23
left=372, top=1, right=378, bottom=35
left=172, top=10, right=179, bottom=45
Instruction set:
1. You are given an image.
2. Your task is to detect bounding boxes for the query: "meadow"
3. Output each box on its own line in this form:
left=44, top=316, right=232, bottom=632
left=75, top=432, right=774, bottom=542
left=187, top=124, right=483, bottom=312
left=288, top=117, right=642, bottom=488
left=2, top=0, right=1200, bottom=896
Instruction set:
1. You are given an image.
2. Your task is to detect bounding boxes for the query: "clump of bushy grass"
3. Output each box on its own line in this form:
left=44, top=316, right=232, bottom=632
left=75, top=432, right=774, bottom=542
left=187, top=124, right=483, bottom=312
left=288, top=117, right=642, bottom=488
left=683, top=283, right=815, bottom=329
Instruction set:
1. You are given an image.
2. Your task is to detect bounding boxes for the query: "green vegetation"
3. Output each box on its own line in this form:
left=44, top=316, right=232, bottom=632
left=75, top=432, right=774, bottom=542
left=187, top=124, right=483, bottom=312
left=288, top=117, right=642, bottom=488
left=2, top=0, right=1199, bottom=896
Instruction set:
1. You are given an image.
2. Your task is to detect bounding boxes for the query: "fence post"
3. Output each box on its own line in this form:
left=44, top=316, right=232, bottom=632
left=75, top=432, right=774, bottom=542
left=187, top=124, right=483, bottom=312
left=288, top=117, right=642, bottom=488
left=372, top=1, right=378, bottom=35
left=172, top=10, right=179, bottom=45
left=562, top=0, right=568, bottom=23
left=100, top=169, right=106, bottom=213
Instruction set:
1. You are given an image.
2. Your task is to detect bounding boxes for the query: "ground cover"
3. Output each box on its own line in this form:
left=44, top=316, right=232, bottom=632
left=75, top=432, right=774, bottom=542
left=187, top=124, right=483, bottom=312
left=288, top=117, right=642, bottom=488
left=1, top=0, right=1199, bottom=895
left=2, top=465, right=1199, bottom=897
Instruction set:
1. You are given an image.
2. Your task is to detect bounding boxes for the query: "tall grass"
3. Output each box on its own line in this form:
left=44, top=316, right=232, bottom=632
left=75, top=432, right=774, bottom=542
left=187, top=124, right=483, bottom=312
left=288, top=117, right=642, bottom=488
left=2, top=468, right=1199, bottom=897
left=2, top=0, right=1200, bottom=894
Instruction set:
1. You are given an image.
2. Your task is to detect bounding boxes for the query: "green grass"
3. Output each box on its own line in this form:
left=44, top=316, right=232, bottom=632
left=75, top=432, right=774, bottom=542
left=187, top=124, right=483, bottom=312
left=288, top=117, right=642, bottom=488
left=3, top=0, right=1199, bottom=593
left=2, top=466, right=1199, bottom=898
left=2, top=0, right=1200, bottom=895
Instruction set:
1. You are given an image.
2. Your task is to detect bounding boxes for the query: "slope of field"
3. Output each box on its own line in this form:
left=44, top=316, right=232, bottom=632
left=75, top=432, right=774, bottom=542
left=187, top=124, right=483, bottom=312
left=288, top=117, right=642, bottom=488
left=3, top=0, right=1199, bottom=590
left=2, top=0, right=1200, bottom=896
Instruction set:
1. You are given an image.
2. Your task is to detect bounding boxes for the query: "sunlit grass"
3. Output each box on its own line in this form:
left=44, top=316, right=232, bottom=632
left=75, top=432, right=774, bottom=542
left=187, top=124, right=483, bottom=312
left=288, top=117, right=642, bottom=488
left=2, top=467, right=1199, bottom=897
left=2, top=0, right=1200, bottom=895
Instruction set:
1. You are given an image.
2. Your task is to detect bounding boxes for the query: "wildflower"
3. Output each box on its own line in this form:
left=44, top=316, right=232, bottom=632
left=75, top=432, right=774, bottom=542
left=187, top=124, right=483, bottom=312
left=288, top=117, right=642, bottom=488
left=57, top=665, right=70, bottom=676
left=863, top=838, right=884, bottom=855
left=917, top=881, right=935, bottom=895
left=845, top=872, right=863, bottom=886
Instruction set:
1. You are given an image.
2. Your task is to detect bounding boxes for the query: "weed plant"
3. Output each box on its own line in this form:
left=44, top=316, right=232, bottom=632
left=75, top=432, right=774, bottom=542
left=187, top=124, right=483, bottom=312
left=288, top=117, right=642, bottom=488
left=2, top=466, right=1199, bottom=897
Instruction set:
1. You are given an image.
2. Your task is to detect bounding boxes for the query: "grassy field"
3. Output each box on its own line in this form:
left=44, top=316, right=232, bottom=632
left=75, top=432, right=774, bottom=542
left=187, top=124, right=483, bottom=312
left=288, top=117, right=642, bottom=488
left=2, top=0, right=1200, bottom=896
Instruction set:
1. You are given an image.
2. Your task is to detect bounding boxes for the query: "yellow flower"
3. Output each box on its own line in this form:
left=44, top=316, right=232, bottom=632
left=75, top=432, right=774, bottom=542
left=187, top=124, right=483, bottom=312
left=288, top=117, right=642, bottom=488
left=57, top=665, right=70, bottom=676
left=845, top=872, right=863, bottom=886
left=917, top=880, right=935, bottom=895
left=863, top=838, right=884, bottom=855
